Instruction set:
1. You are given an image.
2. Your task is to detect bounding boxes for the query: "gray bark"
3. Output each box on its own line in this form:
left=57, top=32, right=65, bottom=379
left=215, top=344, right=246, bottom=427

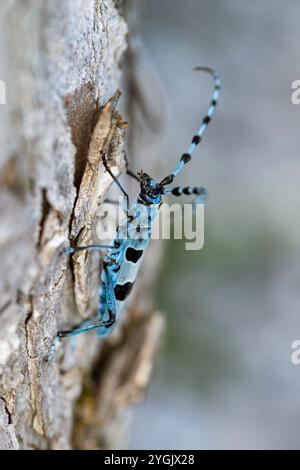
left=0, top=0, right=164, bottom=450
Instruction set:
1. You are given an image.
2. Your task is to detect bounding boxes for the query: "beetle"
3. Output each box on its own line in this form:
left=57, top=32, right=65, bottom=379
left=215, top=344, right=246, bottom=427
left=49, top=67, right=220, bottom=357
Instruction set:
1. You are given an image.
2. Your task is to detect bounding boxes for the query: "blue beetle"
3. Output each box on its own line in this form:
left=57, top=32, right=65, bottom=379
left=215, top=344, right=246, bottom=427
left=49, top=67, right=220, bottom=356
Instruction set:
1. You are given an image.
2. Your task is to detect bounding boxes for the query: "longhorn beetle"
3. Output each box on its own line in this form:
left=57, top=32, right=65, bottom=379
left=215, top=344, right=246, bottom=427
left=49, top=67, right=220, bottom=358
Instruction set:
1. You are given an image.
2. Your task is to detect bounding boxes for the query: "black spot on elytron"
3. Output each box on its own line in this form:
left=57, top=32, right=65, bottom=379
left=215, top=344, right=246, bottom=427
left=192, top=135, right=201, bottom=145
left=114, top=282, right=134, bottom=301
left=211, top=99, right=217, bottom=107
left=171, top=187, right=182, bottom=196
left=203, top=116, right=211, bottom=125
left=180, top=153, right=191, bottom=164
left=215, top=85, right=221, bottom=91
left=126, top=247, right=143, bottom=263
left=160, top=174, right=174, bottom=186
left=183, top=187, right=192, bottom=195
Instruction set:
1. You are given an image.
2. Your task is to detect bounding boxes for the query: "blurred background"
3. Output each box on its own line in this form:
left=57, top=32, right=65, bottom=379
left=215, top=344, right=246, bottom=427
left=129, top=0, right=300, bottom=449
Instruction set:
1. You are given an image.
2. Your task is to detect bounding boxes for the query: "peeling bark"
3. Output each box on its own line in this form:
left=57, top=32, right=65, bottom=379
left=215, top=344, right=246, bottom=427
left=0, top=0, right=164, bottom=450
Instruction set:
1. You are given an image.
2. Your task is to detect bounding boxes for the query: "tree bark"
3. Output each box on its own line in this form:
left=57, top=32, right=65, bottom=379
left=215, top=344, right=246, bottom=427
left=0, top=0, right=164, bottom=450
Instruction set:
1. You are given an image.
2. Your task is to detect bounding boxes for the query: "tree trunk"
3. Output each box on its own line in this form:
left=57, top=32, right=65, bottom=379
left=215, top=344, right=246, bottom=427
left=0, top=0, right=164, bottom=450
